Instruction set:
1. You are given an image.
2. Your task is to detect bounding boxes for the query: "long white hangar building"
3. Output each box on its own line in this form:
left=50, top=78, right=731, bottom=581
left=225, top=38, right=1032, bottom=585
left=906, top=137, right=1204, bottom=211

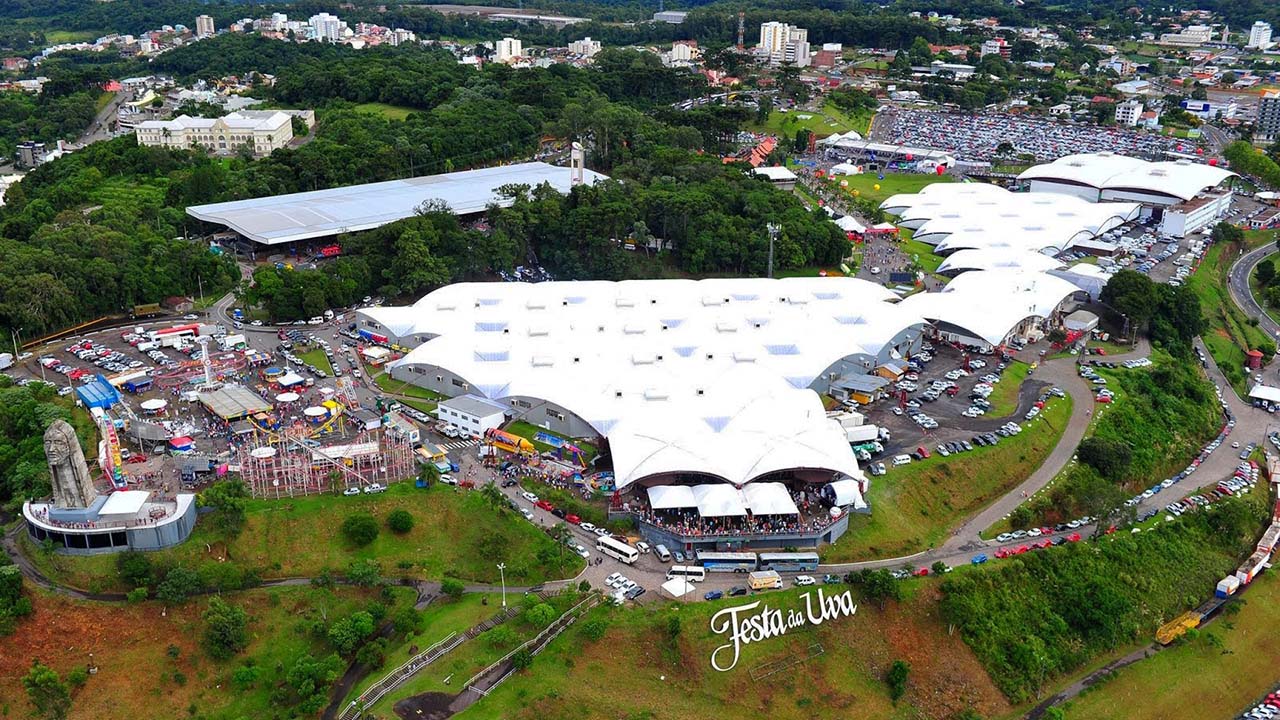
left=355, top=275, right=1084, bottom=549
left=185, top=161, right=608, bottom=246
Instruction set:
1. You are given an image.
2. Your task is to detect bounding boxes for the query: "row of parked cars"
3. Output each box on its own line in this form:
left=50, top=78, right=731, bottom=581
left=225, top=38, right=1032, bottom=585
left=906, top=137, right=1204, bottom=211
left=1239, top=690, right=1280, bottom=720
left=1165, top=461, right=1259, bottom=518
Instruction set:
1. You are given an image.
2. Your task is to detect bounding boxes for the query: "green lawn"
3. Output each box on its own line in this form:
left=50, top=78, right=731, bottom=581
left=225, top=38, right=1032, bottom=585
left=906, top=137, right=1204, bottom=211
left=89, top=176, right=169, bottom=207
left=298, top=347, right=333, bottom=374
left=459, top=584, right=1013, bottom=720
left=900, top=231, right=944, bottom=275
left=24, top=483, right=582, bottom=592
left=750, top=100, right=873, bottom=138
left=826, top=396, right=1072, bottom=561
left=1186, top=241, right=1275, bottom=395
left=373, top=371, right=445, bottom=403
left=353, top=102, right=417, bottom=121
left=504, top=420, right=598, bottom=464
left=829, top=172, right=954, bottom=207
left=45, top=29, right=101, bottom=43
left=986, top=361, right=1031, bottom=417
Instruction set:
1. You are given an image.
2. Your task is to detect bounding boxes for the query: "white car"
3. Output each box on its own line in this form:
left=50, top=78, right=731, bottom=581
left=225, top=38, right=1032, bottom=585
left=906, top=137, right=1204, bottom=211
left=439, top=475, right=457, bottom=485
left=608, top=574, right=627, bottom=588
left=520, top=508, right=534, bottom=521
left=579, top=522, right=597, bottom=532
left=343, top=487, right=360, bottom=496
left=577, top=547, right=590, bottom=560
left=362, top=483, right=385, bottom=494
left=870, top=267, right=881, bottom=275
left=182, top=314, right=198, bottom=320
left=250, top=320, right=263, bottom=326
left=794, top=575, right=816, bottom=586
left=522, top=492, right=538, bottom=503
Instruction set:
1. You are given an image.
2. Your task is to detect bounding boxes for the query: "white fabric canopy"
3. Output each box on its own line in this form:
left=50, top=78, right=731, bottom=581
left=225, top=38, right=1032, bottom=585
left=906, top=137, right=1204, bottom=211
left=835, top=215, right=866, bottom=233
left=692, top=484, right=747, bottom=517
left=825, top=479, right=865, bottom=508
left=662, top=578, right=696, bottom=598
left=647, top=485, right=698, bottom=510
left=1249, top=384, right=1280, bottom=404
left=742, top=482, right=800, bottom=516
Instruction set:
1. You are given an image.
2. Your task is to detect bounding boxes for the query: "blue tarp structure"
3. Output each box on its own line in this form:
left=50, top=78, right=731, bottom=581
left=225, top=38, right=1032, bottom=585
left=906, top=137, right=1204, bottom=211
left=75, top=374, right=120, bottom=409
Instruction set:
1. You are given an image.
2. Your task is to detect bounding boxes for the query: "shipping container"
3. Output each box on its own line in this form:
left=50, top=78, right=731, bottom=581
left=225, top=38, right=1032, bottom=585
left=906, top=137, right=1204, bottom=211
left=846, top=424, right=881, bottom=444
left=1258, top=523, right=1280, bottom=554
left=1235, top=549, right=1270, bottom=585
left=1215, top=575, right=1240, bottom=598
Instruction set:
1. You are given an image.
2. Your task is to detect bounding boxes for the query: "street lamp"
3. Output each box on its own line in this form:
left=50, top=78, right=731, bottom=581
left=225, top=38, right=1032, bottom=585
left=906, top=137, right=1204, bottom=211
left=497, top=562, right=507, bottom=608
left=10, top=326, right=20, bottom=355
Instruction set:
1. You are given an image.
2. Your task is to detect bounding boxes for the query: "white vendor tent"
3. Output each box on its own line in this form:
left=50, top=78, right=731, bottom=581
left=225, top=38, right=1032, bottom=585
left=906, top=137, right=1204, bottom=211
left=741, top=482, right=800, bottom=515
left=662, top=578, right=697, bottom=599
left=692, top=484, right=747, bottom=517
left=647, top=485, right=698, bottom=510
left=1248, top=384, right=1280, bottom=404
left=835, top=215, right=867, bottom=234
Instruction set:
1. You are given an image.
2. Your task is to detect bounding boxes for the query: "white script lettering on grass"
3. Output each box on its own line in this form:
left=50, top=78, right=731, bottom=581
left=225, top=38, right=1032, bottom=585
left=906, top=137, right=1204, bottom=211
left=708, top=589, right=858, bottom=671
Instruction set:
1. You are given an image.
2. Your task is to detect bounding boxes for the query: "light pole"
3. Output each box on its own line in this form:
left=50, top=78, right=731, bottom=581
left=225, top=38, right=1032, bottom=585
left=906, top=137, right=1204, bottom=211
left=10, top=326, right=20, bottom=355
left=497, top=562, right=507, bottom=608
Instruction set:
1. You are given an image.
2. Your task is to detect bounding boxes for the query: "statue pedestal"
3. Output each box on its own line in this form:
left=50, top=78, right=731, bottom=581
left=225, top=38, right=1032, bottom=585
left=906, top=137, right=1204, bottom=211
left=47, top=495, right=109, bottom=524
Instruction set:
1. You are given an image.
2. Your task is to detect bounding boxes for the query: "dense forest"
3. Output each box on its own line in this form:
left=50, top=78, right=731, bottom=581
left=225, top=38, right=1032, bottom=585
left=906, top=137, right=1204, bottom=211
left=0, top=36, right=840, bottom=335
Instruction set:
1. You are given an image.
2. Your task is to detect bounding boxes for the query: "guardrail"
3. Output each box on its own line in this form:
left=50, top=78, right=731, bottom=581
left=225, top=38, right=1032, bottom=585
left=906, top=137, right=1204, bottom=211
left=462, top=594, right=600, bottom=694
left=338, top=631, right=461, bottom=720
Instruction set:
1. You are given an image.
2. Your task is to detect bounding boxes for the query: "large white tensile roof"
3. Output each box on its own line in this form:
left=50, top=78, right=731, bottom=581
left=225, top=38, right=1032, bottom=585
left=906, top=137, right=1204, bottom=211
left=186, top=162, right=608, bottom=245
left=937, top=249, right=1065, bottom=275
left=898, top=270, right=1080, bottom=346
left=879, top=181, right=1007, bottom=215
left=376, top=278, right=924, bottom=493
left=1017, top=152, right=1235, bottom=201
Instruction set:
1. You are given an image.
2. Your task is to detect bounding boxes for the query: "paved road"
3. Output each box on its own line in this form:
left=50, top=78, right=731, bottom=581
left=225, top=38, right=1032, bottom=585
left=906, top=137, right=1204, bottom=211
left=1227, top=242, right=1280, bottom=340
left=78, top=91, right=126, bottom=146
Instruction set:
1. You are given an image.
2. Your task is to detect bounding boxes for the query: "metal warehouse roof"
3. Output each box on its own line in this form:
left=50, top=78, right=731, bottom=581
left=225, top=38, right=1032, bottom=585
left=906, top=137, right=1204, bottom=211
left=186, top=162, right=609, bottom=245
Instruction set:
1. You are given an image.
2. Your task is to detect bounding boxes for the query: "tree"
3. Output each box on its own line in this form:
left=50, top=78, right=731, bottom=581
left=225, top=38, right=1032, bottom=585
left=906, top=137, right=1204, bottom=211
left=886, top=659, right=910, bottom=701
left=859, top=569, right=902, bottom=608
left=511, top=648, right=533, bottom=670
left=440, top=578, right=465, bottom=598
left=198, top=480, right=249, bottom=537
left=931, top=561, right=949, bottom=576
left=285, top=654, right=342, bottom=714
left=525, top=602, right=556, bottom=628
left=1077, top=437, right=1133, bottom=481
left=202, top=596, right=249, bottom=660
left=115, top=550, right=153, bottom=588
left=328, top=611, right=375, bottom=655
left=23, top=660, right=71, bottom=720
left=346, top=559, right=381, bottom=587
left=341, top=513, right=379, bottom=546
left=385, top=509, right=414, bottom=534
left=581, top=619, right=607, bottom=641
left=393, top=606, right=421, bottom=635
left=155, top=566, right=202, bottom=605
left=1009, top=505, right=1033, bottom=530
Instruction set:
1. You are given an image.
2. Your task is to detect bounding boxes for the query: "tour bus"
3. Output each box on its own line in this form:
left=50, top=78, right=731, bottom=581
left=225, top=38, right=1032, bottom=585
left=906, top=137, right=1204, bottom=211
left=666, top=565, right=707, bottom=583
left=697, top=551, right=760, bottom=573
left=758, top=552, right=821, bottom=572
left=596, top=535, right=639, bottom=565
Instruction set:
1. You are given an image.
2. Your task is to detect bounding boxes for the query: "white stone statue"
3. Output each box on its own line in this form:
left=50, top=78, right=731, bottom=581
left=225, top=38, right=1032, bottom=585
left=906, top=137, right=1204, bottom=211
left=44, top=420, right=98, bottom=509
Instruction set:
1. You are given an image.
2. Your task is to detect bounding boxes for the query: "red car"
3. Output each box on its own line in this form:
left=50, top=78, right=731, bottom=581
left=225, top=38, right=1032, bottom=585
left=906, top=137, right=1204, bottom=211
left=913, top=567, right=929, bottom=576
left=535, top=500, right=554, bottom=512
left=565, top=514, right=581, bottom=525
left=916, top=446, right=930, bottom=459
left=1036, top=539, right=1053, bottom=549
left=1014, top=545, right=1030, bottom=554
left=994, top=548, right=1011, bottom=559
left=1104, top=525, right=1118, bottom=535
left=1067, top=533, right=1082, bottom=542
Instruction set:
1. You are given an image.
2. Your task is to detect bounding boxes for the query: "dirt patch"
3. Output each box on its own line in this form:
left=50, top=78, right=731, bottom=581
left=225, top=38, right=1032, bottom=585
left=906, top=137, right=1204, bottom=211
left=395, top=691, right=456, bottom=719
left=0, top=590, right=202, bottom=720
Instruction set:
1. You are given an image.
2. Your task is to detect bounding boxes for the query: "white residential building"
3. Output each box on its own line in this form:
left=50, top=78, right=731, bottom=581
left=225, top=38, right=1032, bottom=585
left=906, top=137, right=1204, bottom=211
left=1114, top=100, right=1143, bottom=127
left=270, top=13, right=288, bottom=30
left=1247, top=21, right=1273, bottom=50
left=135, top=111, right=294, bottom=157
left=759, top=21, right=810, bottom=67
left=568, top=36, right=601, bottom=57
left=309, top=13, right=345, bottom=42
left=195, top=15, right=215, bottom=38
left=663, top=41, right=696, bottom=67
left=495, top=37, right=523, bottom=63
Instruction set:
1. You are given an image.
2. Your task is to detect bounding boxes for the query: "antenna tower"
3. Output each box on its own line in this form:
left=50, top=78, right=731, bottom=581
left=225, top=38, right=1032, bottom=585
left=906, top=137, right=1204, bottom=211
left=737, top=11, right=745, bottom=50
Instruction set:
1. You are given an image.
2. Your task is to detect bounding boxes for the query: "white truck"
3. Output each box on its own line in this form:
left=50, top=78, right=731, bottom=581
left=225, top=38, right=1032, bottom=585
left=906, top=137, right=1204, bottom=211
left=845, top=424, right=881, bottom=444
left=0, top=352, right=12, bottom=371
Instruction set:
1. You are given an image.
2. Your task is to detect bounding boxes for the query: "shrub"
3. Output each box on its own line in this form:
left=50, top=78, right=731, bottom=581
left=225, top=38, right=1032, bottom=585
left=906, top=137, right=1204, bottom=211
left=886, top=659, right=910, bottom=701
left=386, top=509, right=414, bottom=534
left=581, top=619, right=607, bottom=642
left=115, top=550, right=152, bottom=588
left=341, top=513, right=379, bottom=547
left=440, top=578, right=464, bottom=598
left=525, top=602, right=556, bottom=628
left=202, top=596, right=249, bottom=660
left=346, top=559, right=381, bottom=587
left=126, top=587, right=149, bottom=604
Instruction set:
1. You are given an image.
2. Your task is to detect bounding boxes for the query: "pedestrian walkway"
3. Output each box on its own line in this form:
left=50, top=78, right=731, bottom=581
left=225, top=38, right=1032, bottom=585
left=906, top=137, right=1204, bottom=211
left=440, top=439, right=478, bottom=451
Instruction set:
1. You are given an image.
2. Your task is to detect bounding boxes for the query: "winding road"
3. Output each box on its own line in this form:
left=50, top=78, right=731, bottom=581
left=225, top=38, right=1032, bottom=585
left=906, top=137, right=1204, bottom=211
left=1227, top=241, right=1280, bottom=340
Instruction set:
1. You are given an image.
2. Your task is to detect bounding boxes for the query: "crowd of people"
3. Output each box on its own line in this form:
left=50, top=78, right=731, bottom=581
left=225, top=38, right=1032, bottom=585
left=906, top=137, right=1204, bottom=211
left=883, top=110, right=1185, bottom=162
left=635, top=507, right=837, bottom=538
left=27, top=502, right=175, bottom=530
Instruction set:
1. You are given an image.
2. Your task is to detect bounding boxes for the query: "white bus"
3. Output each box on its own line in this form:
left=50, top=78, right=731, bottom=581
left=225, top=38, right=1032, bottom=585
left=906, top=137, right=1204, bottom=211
left=596, top=535, right=639, bottom=564
left=666, top=565, right=707, bottom=583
